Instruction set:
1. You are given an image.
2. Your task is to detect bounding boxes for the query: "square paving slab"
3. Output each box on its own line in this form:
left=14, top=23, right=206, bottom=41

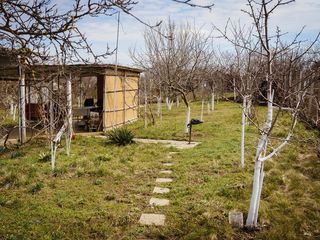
left=149, top=197, right=170, bottom=206
left=156, top=178, right=173, bottom=183
left=153, top=187, right=170, bottom=194
left=139, top=213, right=165, bottom=226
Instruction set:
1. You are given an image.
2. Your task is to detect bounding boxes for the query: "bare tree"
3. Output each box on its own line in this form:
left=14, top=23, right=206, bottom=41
left=131, top=20, right=213, bottom=135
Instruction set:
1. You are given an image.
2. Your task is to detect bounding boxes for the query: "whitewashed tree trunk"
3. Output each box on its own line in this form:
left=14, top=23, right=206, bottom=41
left=65, top=75, right=72, bottom=156
left=245, top=96, right=252, bottom=126
left=176, top=96, right=179, bottom=107
left=10, top=100, right=14, bottom=115
left=166, top=97, right=173, bottom=110
left=157, top=96, right=161, bottom=117
left=19, top=63, right=26, bottom=144
left=207, top=102, right=210, bottom=114
left=144, top=79, right=147, bottom=128
left=184, top=105, right=191, bottom=135
left=240, top=96, right=247, bottom=168
left=246, top=86, right=274, bottom=228
left=157, top=95, right=162, bottom=121
left=233, top=77, right=236, bottom=101
left=13, top=105, right=17, bottom=121
left=211, top=91, right=215, bottom=111
left=200, top=99, right=204, bottom=121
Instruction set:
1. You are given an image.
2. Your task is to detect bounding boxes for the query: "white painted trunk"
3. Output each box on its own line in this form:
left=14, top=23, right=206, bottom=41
left=176, top=96, right=179, bottom=107
left=240, top=96, right=246, bottom=168
left=184, top=106, right=191, bottom=135
left=157, top=97, right=161, bottom=117
left=10, top=101, right=14, bottom=115
left=233, top=78, right=236, bottom=101
left=166, top=97, right=173, bottom=111
left=13, top=105, right=17, bottom=121
left=200, top=100, right=204, bottom=121
left=19, top=65, right=26, bottom=144
left=245, top=96, right=252, bottom=126
left=246, top=86, right=274, bottom=228
left=144, top=85, right=147, bottom=128
left=207, top=102, right=210, bottom=114
left=49, top=82, right=54, bottom=139
left=211, top=92, right=215, bottom=111
left=66, top=75, right=72, bottom=156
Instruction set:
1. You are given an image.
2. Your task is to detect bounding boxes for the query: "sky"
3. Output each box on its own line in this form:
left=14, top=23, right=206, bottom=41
left=76, top=0, right=320, bottom=67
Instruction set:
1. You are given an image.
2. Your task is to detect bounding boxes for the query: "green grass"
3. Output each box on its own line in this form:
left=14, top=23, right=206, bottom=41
left=0, top=101, right=319, bottom=239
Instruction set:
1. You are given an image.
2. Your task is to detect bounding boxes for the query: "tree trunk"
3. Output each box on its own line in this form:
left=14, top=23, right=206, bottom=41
left=184, top=105, right=191, bottom=135
left=19, top=64, right=26, bottom=144
left=240, top=96, right=246, bottom=168
left=66, top=74, right=72, bottom=156
left=176, top=96, right=179, bottom=107
left=200, top=99, right=204, bottom=121
left=245, top=95, right=252, bottom=126
left=13, top=104, right=17, bottom=121
left=144, top=78, right=147, bottom=128
left=166, top=97, right=173, bottom=110
left=246, top=85, right=274, bottom=228
left=211, top=91, right=215, bottom=111
left=233, top=78, right=236, bottom=101
left=207, top=102, right=210, bottom=114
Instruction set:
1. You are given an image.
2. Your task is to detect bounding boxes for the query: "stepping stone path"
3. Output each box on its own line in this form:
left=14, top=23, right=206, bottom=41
left=139, top=152, right=178, bottom=226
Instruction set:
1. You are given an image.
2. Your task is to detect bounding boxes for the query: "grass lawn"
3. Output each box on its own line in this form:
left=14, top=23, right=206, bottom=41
left=0, top=101, right=319, bottom=239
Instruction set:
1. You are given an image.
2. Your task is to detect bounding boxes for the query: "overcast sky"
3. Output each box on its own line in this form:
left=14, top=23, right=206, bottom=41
left=76, top=0, right=320, bottom=67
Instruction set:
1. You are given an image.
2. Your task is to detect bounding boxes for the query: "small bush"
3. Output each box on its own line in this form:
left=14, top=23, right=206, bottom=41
left=107, top=127, right=134, bottom=146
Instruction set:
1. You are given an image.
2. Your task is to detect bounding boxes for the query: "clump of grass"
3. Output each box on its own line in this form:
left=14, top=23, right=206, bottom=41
left=93, top=179, right=103, bottom=185
left=38, top=152, right=51, bottom=162
left=10, top=151, right=24, bottom=159
left=1, top=172, right=20, bottom=188
left=0, top=146, right=6, bottom=154
left=29, top=182, right=44, bottom=194
left=95, top=154, right=112, bottom=162
left=107, top=127, right=134, bottom=146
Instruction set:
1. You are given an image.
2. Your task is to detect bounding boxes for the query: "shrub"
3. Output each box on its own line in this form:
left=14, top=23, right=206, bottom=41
left=107, top=127, right=134, bottom=146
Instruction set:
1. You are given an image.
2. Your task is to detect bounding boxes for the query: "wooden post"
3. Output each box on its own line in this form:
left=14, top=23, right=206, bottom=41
left=144, top=76, right=147, bottom=128
left=18, top=58, right=26, bottom=144
left=123, top=73, right=127, bottom=125
left=102, top=75, right=107, bottom=132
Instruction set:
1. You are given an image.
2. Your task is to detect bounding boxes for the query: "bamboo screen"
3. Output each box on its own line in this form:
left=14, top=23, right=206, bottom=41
left=103, top=74, right=138, bottom=130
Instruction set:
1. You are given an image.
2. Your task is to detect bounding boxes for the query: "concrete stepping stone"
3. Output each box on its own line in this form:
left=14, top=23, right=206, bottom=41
left=139, top=213, right=165, bottom=226
left=160, top=170, right=172, bottom=174
left=153, top=187, right=170, bottom=194
left=163, top=162, right=173, bottom=166
left=156, top=178, right=173, bottom=183
left=149, top=197, right=170, bottom=206
left=169, top=152, right=178, bottom=155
